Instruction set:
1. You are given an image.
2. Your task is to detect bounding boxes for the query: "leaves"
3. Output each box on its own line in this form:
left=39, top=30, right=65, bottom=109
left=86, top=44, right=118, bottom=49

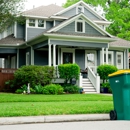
left=0, top=0, right=25, bottom=33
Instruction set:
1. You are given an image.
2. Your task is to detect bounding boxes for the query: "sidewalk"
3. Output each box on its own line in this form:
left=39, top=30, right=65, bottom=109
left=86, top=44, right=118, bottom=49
left=0, top=114, right=110, bottom=125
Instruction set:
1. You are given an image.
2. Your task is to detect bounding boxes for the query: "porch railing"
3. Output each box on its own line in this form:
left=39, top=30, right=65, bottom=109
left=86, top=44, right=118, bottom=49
left=87, top=66, right=100, bottom=93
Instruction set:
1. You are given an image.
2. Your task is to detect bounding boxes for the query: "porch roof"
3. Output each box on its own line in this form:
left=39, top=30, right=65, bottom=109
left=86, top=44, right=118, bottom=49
left=109, top=38, right=130, bottom=48
left=0, top=34, right=24, bottom=45
left=23, top=4, right=64, bottom=17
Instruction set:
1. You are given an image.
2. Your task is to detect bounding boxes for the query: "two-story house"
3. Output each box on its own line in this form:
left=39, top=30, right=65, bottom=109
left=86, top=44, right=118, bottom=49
left=0, top=1, right=130, bottom=93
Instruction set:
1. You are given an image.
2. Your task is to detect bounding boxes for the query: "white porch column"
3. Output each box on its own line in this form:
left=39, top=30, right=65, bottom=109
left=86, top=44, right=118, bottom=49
left=102, top=48, right=104, bottom=65
left=124, top=49, right=126, bottom=69
left=53, top=44, right=56, bottom=66
left=106, top=48, right=108, bottom=64
left=48, top=44, right=52, bottom=66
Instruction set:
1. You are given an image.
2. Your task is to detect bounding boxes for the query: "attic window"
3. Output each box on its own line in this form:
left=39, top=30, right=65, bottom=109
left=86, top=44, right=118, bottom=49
left=38, top=19, right=44, bottom=27
left=76, top=6, right=84, bottom=14
left=75, top=20, right=85, bottom=33
left=29, top=19, right=35, bottom=27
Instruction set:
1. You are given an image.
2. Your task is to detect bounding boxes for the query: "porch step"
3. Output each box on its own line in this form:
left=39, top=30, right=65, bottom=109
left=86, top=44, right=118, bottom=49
left=82, top=78, right=96, bottom=94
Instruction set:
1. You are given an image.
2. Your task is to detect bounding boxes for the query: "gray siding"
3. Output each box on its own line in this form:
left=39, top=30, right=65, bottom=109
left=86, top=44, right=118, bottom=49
left=97, top=50, right=100, bottom=66
left=0, top=59, right=2, bottom=68
left=55, top=21, right=62, bottom=26
left=60, top=7, right=76, bottom=17
left=27, top=21, right=53, bottom=41
left=0, top=48, right=17, bottom=54
left=17, top=24, right=25, bottom=39
left=19, top=49, right=25, bottom=67
left=84, top=8, right=99, bottom=20
left=75, top=49, right=85, bottom=69
left=34, top=50, right=48, bottom=65
left=58, top=21, right=103, bottom=36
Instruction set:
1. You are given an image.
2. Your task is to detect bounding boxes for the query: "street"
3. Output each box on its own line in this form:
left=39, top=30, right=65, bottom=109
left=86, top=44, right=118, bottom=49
left=0, top=121, right=130, bottom=130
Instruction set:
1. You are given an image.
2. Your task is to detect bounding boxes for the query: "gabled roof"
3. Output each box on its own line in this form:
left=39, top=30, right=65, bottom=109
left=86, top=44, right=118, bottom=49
left=47, top=13, right=113, bottom=38
left=109, top=38, right=130, bottom=48
left=0, top=35, right=24, bottom=46
left=54, top=1, right=108, bottom=21
left=23, top=4, right=64, bottom=17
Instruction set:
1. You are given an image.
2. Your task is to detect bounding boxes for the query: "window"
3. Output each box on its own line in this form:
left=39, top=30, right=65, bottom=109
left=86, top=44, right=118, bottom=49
left=76, top=6, right=84, bottom=14
left=75, top=20, right=85, bottom=33
left=63, top=53, right=73, bottom=64
left=29, top=19, right=35, bottom=27
left=103, top=51, right=113, bottom=65
left=38, top=19, right=44, bottom=27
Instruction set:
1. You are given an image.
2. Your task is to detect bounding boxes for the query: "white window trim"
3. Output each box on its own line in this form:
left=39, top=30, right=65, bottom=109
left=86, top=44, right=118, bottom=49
left=100, top=51, right=114, bottom=65
left=27, top=19, right=46, bottom=29
left=61, top=48, right=75, bottom=64
left=76, top=6, right=84, bottom=14
left=75, top=19, right=85, bottom=33
left=116, top=52, right=123, bottom=69
left=26, top=52, right=29, bottom=66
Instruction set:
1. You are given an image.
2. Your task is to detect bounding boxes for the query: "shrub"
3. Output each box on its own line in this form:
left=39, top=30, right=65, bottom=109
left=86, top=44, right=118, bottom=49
left=97, top=64, right=118, bottom=83
left=9, top=65, right=54, bottom=91
left=15, top=84, right=27, bottom=94
left=63, top=84, right=80, bottom=94
left=34, top=84, right=43, bottom=94
left=58, top=63, right=80, bottom=84
left=42, top=84, right=64, bottom=95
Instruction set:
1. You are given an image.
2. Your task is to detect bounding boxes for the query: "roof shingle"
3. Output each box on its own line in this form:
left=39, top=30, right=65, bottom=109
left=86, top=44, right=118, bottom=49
left=23, top=4, right=64, bottom=17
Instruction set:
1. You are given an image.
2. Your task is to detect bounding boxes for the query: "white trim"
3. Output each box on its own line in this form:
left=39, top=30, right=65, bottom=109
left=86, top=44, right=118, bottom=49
left=61, top=48, right=75, bottom=64
left=54, top=20, right=56, bottom=26
left=94, top=20, right=112, bottom=25
left=14, top=22, right=17, bottom=38
left=116, top=52, right=123, bottom=69
left=100, top=50, right=114, bottom=65
left=47, top=13, right=113, bottom=37
left=53, top=44, right=56, bottom=66
left=124, top=49, right=126, bottom=69
left=75, top=19, right=85, bottom=33
left=23, top=15, right=48, bottom=19
left=27, top=18, right=46, bottom=29
left=85, top=50, right=97, bottom=68
left=50, top=16, right=68, bottom=19
left=31, top=46, right=34, bottom=65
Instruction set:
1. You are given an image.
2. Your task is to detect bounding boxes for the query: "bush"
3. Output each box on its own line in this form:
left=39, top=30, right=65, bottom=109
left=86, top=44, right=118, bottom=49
left=34, top=84, right=43, bottom=94
left=9, top=65, right=54, bottom=91
left=97, top=64, right=118, bottom=83
left=63, top=84, right=80, bottom=94
left=58, top=63, right=80, bottom=84
left=42, top=84, right=63, bottom=95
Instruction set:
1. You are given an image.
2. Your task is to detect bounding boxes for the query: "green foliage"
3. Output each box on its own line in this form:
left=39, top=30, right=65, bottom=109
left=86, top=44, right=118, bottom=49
left=97, top=64, right=118, bottom=83
left=42, top=84, right=64, bottom=95
left=102, top=82, right=110, bottom=88
left=10, top=65, right=54, bottom=90
left=63, top=84, right=80, bottom=94
left=0, top=0, right=25, bottom=33
left=15, top=84, right=27, bottom=94
left=58, top=63, right=80, bottom=83
left=34, top=84, right=43, bottom=94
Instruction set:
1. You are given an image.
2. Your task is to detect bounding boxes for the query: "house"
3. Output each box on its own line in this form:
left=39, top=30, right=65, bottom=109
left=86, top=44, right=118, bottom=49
left=0, top=1, right=130, bottom=93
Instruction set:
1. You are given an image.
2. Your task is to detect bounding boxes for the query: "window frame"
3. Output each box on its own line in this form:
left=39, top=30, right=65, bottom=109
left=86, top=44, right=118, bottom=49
left=75, top=19, right=85, bottom=33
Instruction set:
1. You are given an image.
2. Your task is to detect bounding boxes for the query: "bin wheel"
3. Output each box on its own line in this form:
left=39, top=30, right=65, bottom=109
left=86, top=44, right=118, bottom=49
left=110, top=110, right=117, bottom=120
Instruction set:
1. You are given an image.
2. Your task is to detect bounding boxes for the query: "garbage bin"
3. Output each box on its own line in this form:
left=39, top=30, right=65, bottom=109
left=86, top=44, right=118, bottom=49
left=109, top=70, right=130, bottom=120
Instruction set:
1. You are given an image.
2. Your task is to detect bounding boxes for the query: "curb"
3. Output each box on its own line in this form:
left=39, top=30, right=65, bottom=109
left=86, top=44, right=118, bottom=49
left=0, top=114, right=110, bottom=125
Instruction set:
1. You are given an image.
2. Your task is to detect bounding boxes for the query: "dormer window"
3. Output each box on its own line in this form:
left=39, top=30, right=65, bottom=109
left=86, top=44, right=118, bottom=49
left=76, top=6, right=84, bottom=14
left=38, top=19, right=44, bottom=27
left=29, top=19, right=35, bottom=27
left=75, top=19, right=85, bottom=33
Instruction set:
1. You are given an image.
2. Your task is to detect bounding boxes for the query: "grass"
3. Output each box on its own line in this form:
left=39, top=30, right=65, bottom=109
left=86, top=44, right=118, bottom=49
left=0, top=93, right=113, bottom=117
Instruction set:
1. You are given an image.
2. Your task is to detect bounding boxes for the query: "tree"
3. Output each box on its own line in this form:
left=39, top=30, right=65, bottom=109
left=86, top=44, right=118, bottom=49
left=0, top=0, right=25, bottom=33
left=63, top=0, right=130, bottom=41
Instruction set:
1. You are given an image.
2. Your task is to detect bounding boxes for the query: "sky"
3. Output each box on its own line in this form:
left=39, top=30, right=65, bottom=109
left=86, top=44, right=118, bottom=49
left=24, top=0, right=67, bottom=10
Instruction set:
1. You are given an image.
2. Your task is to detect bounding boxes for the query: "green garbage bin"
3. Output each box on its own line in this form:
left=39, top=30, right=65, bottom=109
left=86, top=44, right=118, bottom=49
left=109, top=70, right=130, bottom=120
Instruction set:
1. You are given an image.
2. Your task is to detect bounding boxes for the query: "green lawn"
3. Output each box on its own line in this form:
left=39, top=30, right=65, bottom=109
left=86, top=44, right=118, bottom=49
left=0, top=93, right=113, bottom=117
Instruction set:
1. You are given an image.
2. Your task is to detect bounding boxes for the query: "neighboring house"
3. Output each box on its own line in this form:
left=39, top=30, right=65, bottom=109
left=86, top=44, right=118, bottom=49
left=0, top=1, right=130, bottom=93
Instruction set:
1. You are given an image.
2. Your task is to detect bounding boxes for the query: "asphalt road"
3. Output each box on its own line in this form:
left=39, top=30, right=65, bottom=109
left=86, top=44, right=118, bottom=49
left=0, top=121, right=130, bottom=130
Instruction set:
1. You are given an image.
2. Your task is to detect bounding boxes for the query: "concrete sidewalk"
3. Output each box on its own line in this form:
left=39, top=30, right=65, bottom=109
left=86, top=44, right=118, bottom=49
left=0, top=114, right=110, bottom=125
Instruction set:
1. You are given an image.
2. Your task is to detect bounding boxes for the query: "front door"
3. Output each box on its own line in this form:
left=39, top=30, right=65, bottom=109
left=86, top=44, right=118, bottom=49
left=85, top=50, right=96, bottom=72
left=116, top=52, right=123, bottom=69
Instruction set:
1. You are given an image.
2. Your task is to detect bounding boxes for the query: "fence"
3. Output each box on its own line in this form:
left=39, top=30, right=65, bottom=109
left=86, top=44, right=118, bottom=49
left=0, top=68, right=16, bottom=92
